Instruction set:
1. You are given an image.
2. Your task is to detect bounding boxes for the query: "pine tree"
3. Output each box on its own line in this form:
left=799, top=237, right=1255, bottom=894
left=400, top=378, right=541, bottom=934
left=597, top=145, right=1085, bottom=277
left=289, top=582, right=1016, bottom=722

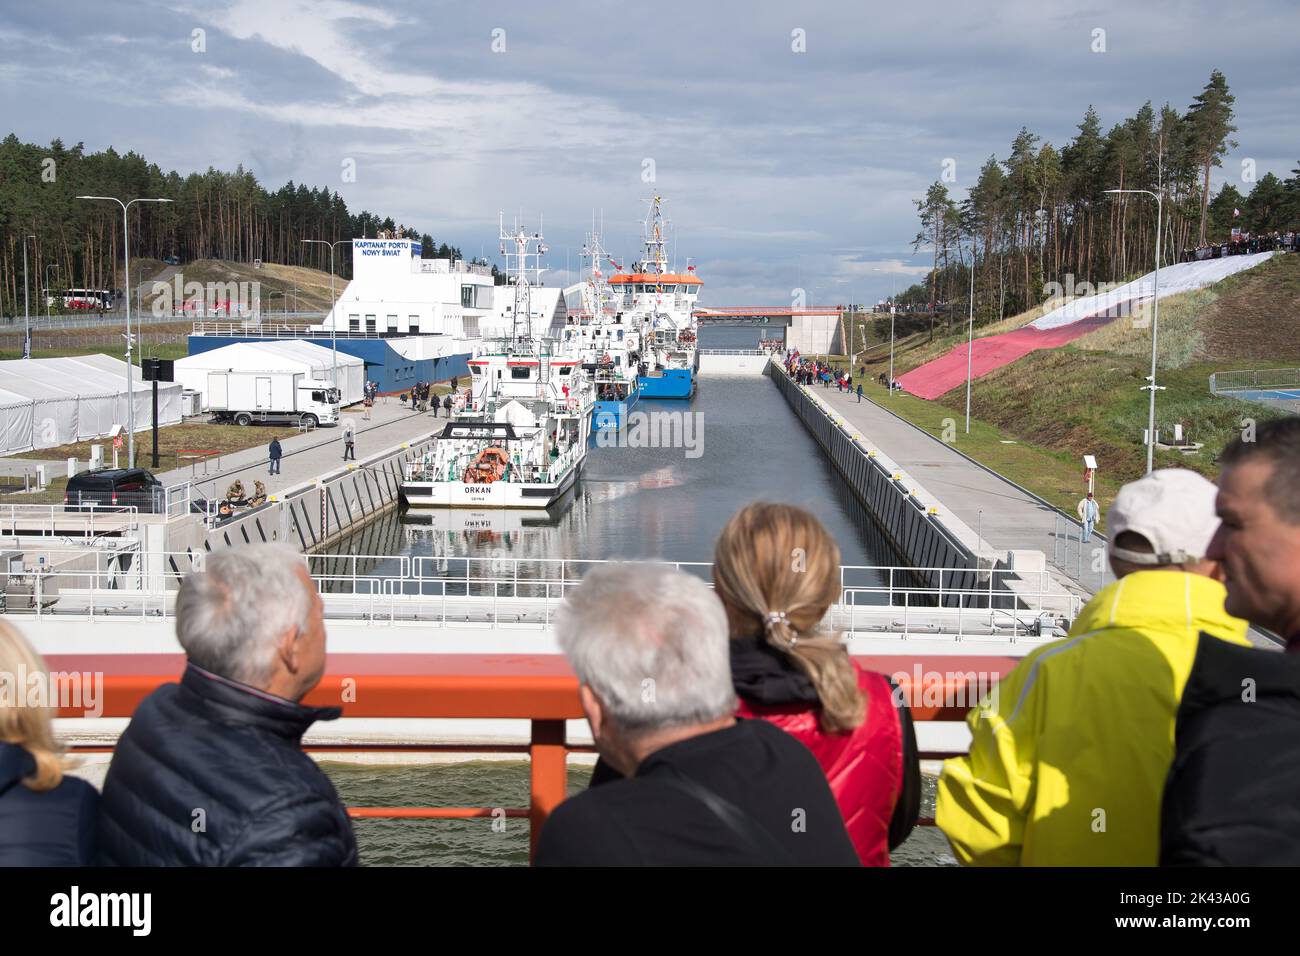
left=1186, top=70, right=1238, bottom=245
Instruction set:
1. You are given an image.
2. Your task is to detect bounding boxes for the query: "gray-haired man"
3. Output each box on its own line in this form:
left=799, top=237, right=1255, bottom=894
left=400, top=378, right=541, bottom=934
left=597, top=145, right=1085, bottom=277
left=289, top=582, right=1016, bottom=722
left=98, top=544, right=357, bottom=866
left=535, top=563, right=857, bottom=866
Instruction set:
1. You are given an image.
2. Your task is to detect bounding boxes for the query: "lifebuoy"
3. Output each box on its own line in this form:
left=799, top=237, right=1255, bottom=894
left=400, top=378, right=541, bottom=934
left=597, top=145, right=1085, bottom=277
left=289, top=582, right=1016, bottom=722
left=463, top=446, right=509, bottom=484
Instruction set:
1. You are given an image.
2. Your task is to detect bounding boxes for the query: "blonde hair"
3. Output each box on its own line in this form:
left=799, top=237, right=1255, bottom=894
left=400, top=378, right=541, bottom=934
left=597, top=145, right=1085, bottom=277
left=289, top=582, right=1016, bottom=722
left=0, top=620, right=64, bottom=791
left=713, top=503, right=865, bottom=733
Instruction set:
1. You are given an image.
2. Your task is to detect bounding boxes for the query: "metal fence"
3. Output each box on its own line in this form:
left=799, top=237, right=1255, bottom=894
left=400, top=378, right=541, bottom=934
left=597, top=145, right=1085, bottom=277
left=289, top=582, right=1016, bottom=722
left=5, top=550, right=1082, bottom=637
left=1210, top=368, right=1300, bottom=394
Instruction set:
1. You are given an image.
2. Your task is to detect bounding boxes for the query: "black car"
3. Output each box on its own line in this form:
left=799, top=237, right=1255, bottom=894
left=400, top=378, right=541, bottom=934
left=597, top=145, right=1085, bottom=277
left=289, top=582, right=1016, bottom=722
left=64, top=468, right=164, bottom=513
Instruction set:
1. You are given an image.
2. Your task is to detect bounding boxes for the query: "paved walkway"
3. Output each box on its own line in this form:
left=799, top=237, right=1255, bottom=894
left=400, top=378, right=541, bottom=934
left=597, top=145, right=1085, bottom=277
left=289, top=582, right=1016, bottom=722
left=158, top=399, right=446, bottom=501
left=810, top=376, right=1282, bottom=649
left=811, top=377, right=1108, bottom=598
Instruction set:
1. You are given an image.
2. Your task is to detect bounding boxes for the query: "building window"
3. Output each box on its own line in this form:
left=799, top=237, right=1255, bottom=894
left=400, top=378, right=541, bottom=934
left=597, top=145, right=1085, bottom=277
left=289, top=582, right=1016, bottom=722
left=387, top=314, right=398, bottom=333
left=349, top=314, right=360, bottom=332
left=365, top=314, right=376, bottom=333
left=463, top=315, right=480, bottom=338
left=407, top=315, right=418, bottom=334
left=461, top=285, right=475, bottom=308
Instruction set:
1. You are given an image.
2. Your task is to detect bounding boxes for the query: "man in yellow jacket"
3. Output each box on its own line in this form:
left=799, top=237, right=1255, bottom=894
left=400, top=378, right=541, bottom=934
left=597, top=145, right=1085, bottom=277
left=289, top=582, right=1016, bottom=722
left=937, top=469, right=1249, bottom=866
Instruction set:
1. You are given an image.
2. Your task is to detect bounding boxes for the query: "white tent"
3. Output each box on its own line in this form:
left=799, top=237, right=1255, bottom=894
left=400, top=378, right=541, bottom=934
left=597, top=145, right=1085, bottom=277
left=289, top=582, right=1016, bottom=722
left=1031, top=251, right=1277, bottom=331
left=174, top=341, right=365, bottom=406
left=0, top=354, right=182, bottom=455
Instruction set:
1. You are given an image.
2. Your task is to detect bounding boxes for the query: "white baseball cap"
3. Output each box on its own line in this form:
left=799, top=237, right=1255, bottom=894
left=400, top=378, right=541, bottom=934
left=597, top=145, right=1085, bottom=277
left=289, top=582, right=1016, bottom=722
left=1108, top=468, right=1221, bottom=565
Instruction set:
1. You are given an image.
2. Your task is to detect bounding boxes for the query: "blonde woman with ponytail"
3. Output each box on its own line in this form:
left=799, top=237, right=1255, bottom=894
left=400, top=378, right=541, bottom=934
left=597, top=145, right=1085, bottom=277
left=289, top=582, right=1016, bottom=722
left=0, top=621, right=98, bottom=865
left=713, top=502, right=920, bottom=865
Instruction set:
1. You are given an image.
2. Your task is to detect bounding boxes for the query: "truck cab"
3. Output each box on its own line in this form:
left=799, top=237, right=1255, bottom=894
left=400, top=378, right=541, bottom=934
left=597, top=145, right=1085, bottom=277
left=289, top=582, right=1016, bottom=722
left=297, top=380, right=341, bottom=426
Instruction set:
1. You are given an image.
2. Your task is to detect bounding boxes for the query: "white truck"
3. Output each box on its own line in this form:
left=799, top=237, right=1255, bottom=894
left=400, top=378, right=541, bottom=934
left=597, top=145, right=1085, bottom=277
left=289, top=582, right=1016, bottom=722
left=206, top=371, right=340, bottom=427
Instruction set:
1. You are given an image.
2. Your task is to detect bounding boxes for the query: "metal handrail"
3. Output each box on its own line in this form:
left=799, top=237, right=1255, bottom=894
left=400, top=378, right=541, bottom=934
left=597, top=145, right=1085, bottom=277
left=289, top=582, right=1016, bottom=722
left=10, top=556, right=1078, bottom=635
left=57, top=655, right=987, bottom=858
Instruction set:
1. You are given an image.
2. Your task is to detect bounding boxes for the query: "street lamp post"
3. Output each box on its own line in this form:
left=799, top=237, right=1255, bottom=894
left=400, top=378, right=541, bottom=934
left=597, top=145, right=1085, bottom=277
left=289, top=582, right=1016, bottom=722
left=1105, top=188, right=1163, bottom=474
left=21, top=235, right=36, bottom=360
left=302, top=239, right=348, bottom=391
left=76, top=195, right=174, bottom=469
left=965, top=241, right=976, bottom=434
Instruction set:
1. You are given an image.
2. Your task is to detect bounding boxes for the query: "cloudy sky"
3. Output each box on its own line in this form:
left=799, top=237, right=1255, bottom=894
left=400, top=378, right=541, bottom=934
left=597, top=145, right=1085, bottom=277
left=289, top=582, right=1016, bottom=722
left=2, top=0, right=1297, bottom=304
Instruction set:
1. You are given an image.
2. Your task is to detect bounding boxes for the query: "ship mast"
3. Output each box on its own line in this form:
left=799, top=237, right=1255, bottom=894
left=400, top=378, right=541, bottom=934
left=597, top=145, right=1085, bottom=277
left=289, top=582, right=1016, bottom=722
left=499, top=212, right=548, bottom=346
left=580, top=216, right=612, bottom=320
left=638, top=195, right=669, bottom=276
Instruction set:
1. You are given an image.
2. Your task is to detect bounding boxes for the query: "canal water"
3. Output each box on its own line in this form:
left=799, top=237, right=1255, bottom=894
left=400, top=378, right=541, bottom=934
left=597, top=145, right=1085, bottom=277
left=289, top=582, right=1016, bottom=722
left=323, top=761, right=954, bottom=866
left=326, top=375, right=902, bottom=577
left=324, top=371, right=946, bottom=865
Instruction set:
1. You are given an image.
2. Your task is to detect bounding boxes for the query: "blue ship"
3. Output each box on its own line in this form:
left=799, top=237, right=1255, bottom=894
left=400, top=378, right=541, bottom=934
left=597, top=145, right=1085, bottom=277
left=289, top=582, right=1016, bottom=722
left=637, top=367, right=696, bottom=400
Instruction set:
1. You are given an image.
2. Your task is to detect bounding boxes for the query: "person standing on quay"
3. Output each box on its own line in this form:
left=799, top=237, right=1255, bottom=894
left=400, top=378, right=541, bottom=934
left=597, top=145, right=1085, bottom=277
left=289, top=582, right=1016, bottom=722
left=342, top=426, right=355, bottom=462
left=268, top=437, right=282, bottom=476
left=856, top=383, right=863, bottom=403
left=1077, top=491, right=1099, bottom=542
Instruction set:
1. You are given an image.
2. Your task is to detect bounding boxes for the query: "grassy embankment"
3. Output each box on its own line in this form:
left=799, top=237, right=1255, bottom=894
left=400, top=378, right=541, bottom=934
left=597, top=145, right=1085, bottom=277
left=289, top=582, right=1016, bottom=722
left=825, top=253, right=1300, bottom=520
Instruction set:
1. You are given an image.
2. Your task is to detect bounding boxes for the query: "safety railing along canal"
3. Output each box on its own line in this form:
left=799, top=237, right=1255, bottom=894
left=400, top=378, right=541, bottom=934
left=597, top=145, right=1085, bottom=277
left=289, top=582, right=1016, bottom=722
left=9, top=551, right=1082, bottom=637
left=55, top=653, right=997, bottom=859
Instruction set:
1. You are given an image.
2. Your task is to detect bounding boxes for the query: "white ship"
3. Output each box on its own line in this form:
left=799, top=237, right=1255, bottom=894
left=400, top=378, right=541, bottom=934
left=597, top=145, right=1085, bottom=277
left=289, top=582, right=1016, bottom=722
left=398, top=219, right=594, bottom=509
left=612, top=195, right=702, bottom=399
left=560, top=225, right=644, bottom=430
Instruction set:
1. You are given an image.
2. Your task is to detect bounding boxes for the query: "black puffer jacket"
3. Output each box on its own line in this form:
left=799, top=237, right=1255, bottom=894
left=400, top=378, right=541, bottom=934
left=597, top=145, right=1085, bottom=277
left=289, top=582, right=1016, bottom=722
left=98, top=663, right=358, bottom=866
left=0, top=742, right=98, bottom=866
left=1160, top=635, right=1300, bottom=865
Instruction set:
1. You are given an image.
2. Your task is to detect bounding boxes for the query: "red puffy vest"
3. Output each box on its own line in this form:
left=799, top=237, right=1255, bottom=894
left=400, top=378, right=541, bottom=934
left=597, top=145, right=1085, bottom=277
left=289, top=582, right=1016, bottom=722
left=735, top=663, right=903, bottom=866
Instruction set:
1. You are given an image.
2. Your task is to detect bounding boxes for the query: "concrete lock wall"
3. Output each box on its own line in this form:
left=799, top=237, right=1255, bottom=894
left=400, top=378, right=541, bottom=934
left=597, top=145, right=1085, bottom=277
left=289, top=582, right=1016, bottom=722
left=769, top=365, right=1005, bottom=607
left=785, top=314, right=843, bottom=355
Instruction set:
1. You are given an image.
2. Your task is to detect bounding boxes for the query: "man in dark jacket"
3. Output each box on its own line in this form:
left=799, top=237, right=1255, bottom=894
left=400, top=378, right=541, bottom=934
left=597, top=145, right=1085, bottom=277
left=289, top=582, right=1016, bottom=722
left=535, top=564, right=858, bottom=866
left=1161, top=417, right=1300, bottom=865
left=268, top=437, right=282, bottom=476
left=98, top=544, right=357, bottom=866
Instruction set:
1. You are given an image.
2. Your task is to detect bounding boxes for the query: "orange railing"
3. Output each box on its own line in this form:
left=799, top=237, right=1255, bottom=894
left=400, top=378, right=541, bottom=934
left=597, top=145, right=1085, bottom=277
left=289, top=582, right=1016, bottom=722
left=52, top=652, right=1015, bottom=859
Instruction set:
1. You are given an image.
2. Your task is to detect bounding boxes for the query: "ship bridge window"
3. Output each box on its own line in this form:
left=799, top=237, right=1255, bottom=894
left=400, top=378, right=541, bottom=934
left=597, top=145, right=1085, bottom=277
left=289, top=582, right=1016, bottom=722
left=510, top=367, right=531, bottom=380
left=471, top=366, right=483, bottom=377
left=616, top=329, right=624, bottom=340
left=663, top=285, right=677, bottom=293
left=559, top=366, right=571, bottom=376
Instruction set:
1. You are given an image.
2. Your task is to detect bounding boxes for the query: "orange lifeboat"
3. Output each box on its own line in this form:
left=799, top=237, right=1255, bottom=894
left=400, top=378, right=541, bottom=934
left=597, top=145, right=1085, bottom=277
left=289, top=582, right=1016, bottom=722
left=463, top=446, right=510, bottom=484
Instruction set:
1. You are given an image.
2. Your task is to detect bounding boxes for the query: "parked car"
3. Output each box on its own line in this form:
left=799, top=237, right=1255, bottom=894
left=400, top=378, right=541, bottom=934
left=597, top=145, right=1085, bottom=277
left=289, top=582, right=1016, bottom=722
left=64, top=468, right=164, bottom=513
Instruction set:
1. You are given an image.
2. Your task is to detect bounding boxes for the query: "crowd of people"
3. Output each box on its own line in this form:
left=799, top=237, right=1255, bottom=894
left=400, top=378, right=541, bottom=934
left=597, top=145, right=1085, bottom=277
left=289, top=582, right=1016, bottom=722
left=783, top=350, right=892, bottom=399
left=1181, top=230, right=1298, bottom=262
left=1, top=417, right=1297, bottom=866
